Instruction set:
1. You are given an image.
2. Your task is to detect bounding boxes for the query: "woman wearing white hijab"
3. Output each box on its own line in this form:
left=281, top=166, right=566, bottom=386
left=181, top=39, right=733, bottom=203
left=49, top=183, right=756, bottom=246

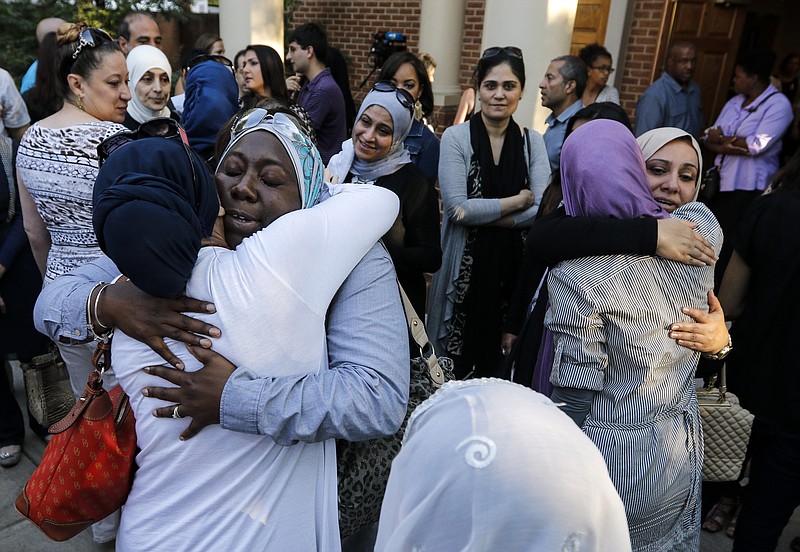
left=123, top=44, right=175, bottom=130
left=375, top=378, right=632, bottom=551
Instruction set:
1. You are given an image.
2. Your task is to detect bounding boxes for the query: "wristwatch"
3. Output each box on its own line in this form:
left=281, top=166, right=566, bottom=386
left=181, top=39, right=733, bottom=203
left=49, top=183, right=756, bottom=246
left=702, top=335, right=733, bottom=361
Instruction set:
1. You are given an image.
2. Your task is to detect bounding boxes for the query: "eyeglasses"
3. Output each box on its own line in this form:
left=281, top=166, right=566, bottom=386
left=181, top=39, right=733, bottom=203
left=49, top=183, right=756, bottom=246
left=72, top=28, right=113, bottom=60
left=372, top=81, right=415, bottom=112
left=187, top=54, right=234, bottom=73
left=481, top=46, right=523, bottom=60
left=97, top=118, right=200, bottom=209
left=590, top=65, right=615, bottom=74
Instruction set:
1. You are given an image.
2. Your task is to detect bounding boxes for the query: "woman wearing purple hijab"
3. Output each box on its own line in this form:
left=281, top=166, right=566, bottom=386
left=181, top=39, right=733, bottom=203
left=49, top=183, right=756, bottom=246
left=546, top=120, right=722, bottom=551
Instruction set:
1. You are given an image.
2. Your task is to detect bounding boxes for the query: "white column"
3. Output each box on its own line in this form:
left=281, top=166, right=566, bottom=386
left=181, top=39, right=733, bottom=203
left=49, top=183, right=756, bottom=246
left=418, top=0, right=468, bottom=106
left=482, top=0, right=579, bottom=132
left=219, top=0, right=284, bottom=61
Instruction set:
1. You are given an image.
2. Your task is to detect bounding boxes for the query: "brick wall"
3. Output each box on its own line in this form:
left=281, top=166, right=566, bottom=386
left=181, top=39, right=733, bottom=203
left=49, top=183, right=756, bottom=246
left=460, top=0, right=485, bottom=90
left=618, top=0, right=667, bottom=123
left=286, top=0, right=422, bottom=106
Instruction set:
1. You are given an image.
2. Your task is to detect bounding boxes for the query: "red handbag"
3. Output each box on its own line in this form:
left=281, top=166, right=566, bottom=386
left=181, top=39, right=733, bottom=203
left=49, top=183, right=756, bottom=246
left=15, top=341, right=137, bottom=542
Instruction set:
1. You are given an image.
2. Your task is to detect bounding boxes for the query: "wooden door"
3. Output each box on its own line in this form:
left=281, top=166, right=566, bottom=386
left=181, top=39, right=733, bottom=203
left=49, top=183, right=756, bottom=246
left=654, top=0, right=747, bottom=127
left=571, top=0, right=612, bottom=55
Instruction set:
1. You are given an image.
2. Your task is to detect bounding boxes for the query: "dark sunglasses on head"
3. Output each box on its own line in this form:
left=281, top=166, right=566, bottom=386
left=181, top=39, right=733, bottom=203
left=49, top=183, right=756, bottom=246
left=72, top=28, right=113, bottom=60
left=97, top=118, right=200, bottom=209
left=372, top=81, right=415, bottom=112
left=481, top=46, right=523, bottom=60
left=229, top=108, right=302, bottom=143
left=187, top=54, right=234, bottom=73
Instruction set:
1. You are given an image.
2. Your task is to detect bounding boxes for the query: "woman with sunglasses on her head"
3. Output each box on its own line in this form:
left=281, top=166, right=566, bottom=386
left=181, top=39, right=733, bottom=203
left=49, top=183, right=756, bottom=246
left=578, top=43, right=620, bottom=106
left=16, top=22, right=129, bottom=545
left=88, top=109, right=400, bottom=551
left=122, top=44, right=178, bottom=130
left=427, top=46, right=550, bottom=380
left=378, top=51, right=440, bottom=183
left=328, top=82, right=441, bottom=317
left=16, top=23, right=129, bottom=397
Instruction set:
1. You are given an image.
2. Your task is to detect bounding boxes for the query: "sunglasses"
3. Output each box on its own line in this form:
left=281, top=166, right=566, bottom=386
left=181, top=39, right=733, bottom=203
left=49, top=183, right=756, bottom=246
left=590, top=65, right=615, bottom=74
left=481, top=46, right=523, bottom=60
left=372, top=81, right=415, bottom=111
left=72, top=28, right=113, bottom=60
left=97, top=118, right=200, bottom=209
left=229, top=108, right=301, bottom=142
left=186, top=54, right=234, bottom=73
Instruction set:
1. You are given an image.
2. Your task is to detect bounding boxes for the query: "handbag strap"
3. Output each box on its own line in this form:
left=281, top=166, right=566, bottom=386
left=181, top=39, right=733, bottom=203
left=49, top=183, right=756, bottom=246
left=396, top=283, right=447, bottom=387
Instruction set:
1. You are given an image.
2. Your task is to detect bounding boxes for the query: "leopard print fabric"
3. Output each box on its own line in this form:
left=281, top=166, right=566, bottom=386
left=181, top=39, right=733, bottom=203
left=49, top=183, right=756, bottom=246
left=337, top=354, right=455, bottom=539
left=16, top=122, right=127, bottom=283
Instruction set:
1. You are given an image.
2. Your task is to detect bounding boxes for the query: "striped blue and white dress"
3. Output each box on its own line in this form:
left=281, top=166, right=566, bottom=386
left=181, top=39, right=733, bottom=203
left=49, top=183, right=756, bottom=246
left=546, top=202, right=722, bottom=551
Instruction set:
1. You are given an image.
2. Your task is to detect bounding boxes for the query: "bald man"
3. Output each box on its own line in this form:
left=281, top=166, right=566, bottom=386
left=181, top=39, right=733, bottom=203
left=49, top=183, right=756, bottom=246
left=117, top=11, right=162, bottom=55
left=20, top=17, right=65, bottom=94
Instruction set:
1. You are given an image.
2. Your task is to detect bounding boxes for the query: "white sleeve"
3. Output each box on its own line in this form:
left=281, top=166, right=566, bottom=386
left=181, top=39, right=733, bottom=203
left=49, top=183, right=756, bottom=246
left=233, top=184, right=399, bottom=314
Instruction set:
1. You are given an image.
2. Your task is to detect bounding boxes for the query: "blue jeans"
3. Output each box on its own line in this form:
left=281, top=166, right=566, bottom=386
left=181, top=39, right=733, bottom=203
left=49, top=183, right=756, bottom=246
left=733, top=417, right=800, bottom=551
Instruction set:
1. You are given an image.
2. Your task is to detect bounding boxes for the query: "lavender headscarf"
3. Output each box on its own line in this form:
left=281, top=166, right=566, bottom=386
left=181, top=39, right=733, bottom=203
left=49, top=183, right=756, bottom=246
left=560, top=119, right=668, bottom=220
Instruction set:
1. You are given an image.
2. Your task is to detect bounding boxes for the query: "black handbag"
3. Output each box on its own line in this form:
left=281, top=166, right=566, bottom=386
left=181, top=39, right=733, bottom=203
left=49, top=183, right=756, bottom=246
left=336, top=285, right=454, bottom=539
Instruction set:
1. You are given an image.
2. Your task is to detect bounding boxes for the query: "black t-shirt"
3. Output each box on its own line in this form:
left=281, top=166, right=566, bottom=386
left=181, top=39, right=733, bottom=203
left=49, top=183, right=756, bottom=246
left=727, top=190, right=800, bottom=430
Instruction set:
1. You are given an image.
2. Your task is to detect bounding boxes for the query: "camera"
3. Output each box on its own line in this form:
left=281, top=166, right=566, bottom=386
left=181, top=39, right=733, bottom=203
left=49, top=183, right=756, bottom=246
left=369, top=31, right=407, bottom=68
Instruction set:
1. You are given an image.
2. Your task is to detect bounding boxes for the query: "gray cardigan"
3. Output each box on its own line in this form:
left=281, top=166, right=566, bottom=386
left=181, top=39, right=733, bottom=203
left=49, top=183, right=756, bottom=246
left=427, top=121, right=551, bottom=354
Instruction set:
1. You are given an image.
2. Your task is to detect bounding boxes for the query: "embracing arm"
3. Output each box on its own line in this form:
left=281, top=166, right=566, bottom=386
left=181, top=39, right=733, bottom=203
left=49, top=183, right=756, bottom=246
left=34, top=254, right=219, bottom=367
left=213, top=244, right=409, bottom=444
left=527, top=206, right=715, bottom=267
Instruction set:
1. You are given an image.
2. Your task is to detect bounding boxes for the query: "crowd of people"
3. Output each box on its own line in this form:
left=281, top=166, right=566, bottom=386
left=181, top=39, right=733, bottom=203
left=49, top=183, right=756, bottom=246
left=0, top=9, right=799, bottom=552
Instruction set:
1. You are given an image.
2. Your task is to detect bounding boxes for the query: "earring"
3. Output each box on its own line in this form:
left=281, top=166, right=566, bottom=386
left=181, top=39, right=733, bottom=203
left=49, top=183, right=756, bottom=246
left=75, top=96, right=84, bottom=111
left=413, top=99, right=423, bottom=121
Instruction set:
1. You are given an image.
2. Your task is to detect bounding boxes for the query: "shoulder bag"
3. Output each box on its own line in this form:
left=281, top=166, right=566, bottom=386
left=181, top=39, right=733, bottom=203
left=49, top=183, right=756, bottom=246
left=337, top=284, right=455, bottom=539
left=15, top=339, right=137, bottom=541
left=696, top=365, right=753, bottom=482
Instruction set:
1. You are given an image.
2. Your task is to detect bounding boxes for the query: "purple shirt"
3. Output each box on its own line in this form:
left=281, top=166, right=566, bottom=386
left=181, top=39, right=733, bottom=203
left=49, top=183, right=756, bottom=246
left=713, top=84, right=793, bottom=192
left=297, top=68, right=347, bottom=164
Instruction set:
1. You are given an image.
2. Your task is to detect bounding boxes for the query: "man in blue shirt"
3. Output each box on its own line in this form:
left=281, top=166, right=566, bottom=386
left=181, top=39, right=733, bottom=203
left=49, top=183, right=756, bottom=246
left=635, top=41, right=703, bottom=138
left=539, top=55, right=586, bottom=170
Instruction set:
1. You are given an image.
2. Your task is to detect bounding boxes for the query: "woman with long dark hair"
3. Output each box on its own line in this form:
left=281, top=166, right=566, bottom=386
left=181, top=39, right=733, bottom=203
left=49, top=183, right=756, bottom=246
left=239, top=44, right=315, bottom=142
left=17, top=23, right=129, bottom=399
left=427, top=47, right=550, bottom=379
left=378, top=51, right=440, bottom=183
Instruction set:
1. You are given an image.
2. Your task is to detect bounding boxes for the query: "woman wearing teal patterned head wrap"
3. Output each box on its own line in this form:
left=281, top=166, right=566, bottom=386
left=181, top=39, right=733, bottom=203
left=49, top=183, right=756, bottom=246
left=95, top=108, right=399, bottom=551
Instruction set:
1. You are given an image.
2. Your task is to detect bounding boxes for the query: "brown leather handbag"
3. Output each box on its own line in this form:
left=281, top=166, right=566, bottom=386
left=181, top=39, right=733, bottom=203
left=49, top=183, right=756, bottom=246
left=15, top=340, right=137, bottom=541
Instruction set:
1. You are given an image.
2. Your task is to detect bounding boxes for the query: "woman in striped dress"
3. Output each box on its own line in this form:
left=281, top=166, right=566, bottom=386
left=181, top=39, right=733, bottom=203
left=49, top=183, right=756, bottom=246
left=547, top=120, right=722, bottom=551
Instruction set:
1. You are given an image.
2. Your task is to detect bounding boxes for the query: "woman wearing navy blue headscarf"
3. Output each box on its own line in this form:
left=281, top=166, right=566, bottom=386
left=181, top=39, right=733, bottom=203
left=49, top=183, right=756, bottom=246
left=181, top=59, right=239, bottom=167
